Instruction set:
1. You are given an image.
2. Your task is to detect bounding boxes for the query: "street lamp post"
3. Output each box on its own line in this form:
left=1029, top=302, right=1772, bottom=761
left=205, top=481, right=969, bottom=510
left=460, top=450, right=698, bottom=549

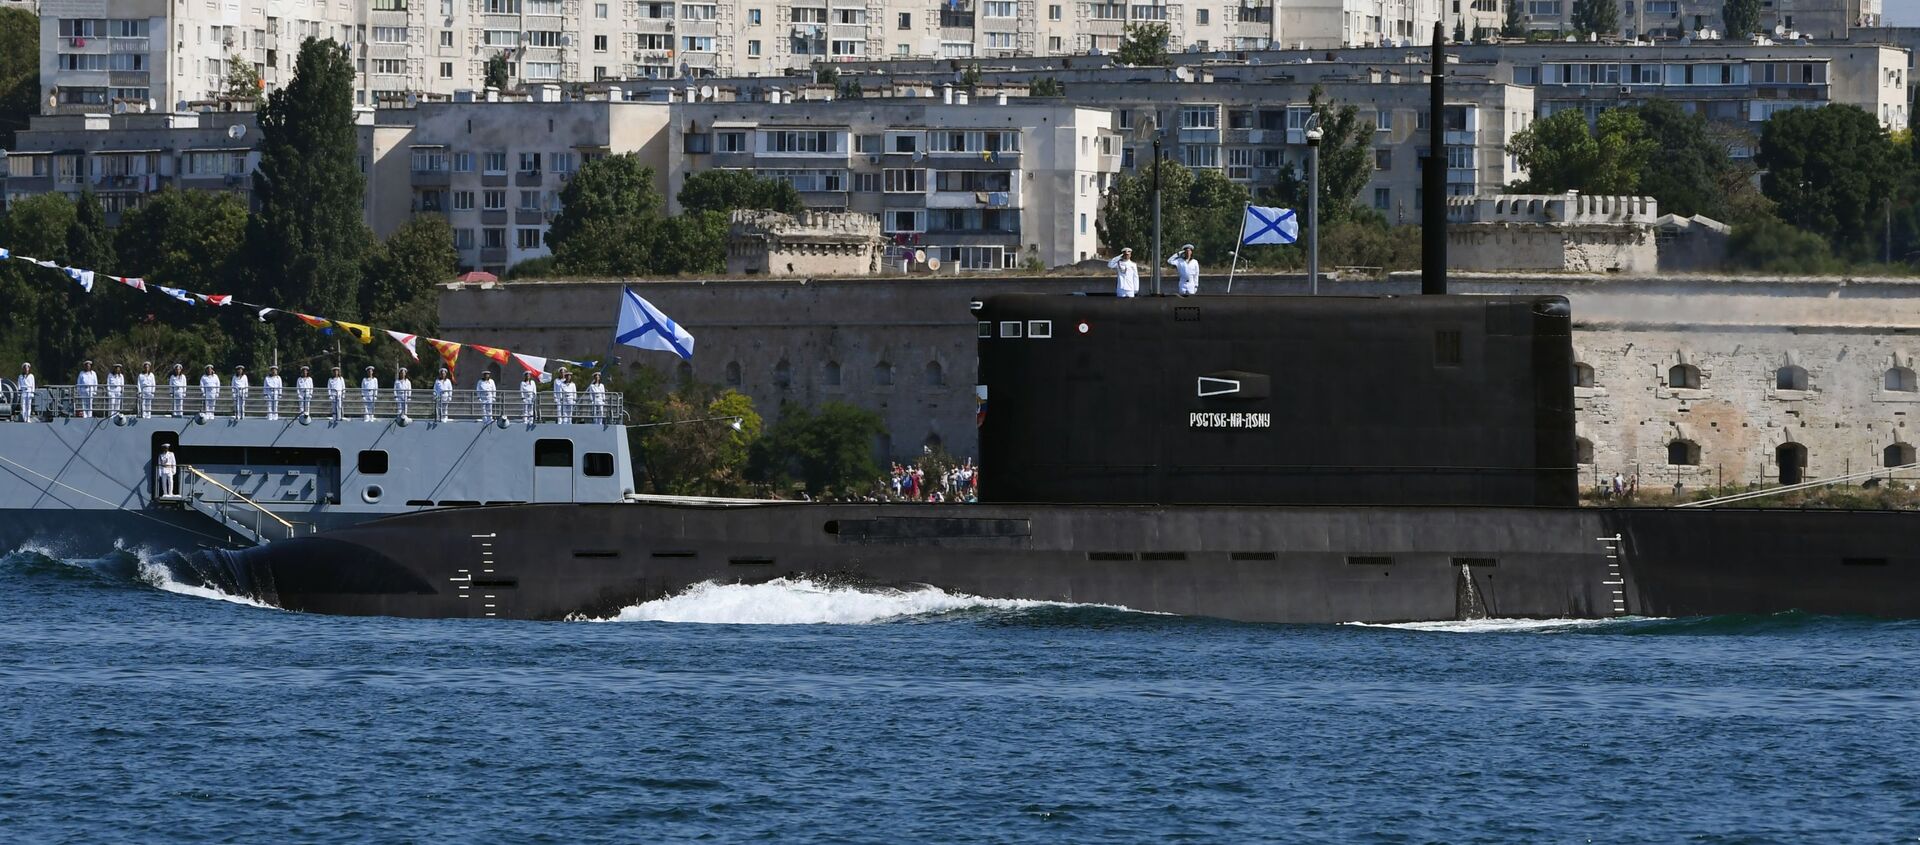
left=1304, top=114, right=1323, bottom=295
left=1151, top=138, right=1163, bottom=296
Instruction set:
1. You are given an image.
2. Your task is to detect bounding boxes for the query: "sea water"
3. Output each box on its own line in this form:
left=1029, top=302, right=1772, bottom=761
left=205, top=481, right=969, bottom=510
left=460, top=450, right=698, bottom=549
left=3, top=543, right=1918, bottom=844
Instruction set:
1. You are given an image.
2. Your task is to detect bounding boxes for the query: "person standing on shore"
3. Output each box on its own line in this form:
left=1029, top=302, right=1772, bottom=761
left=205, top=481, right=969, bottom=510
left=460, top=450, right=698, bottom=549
left=1107, top=248, right=1139, bottom=298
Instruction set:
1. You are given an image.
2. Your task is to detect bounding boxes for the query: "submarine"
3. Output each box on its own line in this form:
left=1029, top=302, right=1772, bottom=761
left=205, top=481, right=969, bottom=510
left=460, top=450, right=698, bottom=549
left=204, top=27, right=1920, bottom=622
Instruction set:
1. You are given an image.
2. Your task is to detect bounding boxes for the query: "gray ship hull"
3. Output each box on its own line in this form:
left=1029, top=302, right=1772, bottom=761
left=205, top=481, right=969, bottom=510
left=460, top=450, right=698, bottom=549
left=210, top=501, right=1920, bottom=623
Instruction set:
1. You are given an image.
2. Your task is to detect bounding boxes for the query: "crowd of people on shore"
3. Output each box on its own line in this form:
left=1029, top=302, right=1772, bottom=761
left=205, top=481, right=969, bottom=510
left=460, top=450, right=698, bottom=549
left=878, top=460, right=979, bottom=503
left=11, top=360, right=612, bottom=425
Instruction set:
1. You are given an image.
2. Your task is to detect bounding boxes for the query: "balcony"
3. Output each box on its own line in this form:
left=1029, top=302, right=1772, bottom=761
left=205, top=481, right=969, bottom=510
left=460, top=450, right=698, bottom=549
left=109, top=37, right=150, bottom=53
left=939, top=11, right=975, bottom=28
left=1443, top=130, right=1476, bottom=146
left=411, top=169, right=451, bottom=187
left=479, top=209, right=509, bottom=225
left=514, top=209, right=546, bottom=225
left=515, top=170, right=544, bottom=186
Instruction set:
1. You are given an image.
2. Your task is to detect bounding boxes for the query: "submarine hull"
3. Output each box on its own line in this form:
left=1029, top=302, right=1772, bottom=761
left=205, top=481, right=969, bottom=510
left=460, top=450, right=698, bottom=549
left=211, top=502, right=1920, bottom=622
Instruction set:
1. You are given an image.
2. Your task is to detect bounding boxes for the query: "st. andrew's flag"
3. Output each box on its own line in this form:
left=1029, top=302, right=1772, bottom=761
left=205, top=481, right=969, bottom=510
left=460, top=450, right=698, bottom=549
left=615, top=287, right=694, bottom=361
left=1240, top=205, right=1300, bottom=246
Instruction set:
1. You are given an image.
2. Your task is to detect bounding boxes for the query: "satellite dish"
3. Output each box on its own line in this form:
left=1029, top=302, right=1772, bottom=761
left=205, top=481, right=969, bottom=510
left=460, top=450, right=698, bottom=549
left=228, top=124, right=246, bottom=140
left=146, top=98, right=157, bottom=111
left=404, top=92, right=418, bottom=107
left=112, top=102, right=127, bottom=114
left=47, top=92, right=57, bottom=110
left=699, top=85, right=715, bottom=99
left=176, top=100, right=189, bottom=112
left=913, top=249, right=927, bottom=263
left=926, top=257, right=941, bottom=271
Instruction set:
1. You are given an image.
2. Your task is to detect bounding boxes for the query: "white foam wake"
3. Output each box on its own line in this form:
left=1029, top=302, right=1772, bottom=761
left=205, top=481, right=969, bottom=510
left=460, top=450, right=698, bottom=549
left=130, top=546, right=274, bottom=610
left=1347, top=617, right=1645, bottom=633
left=602, top=577, right=1113, bottom=625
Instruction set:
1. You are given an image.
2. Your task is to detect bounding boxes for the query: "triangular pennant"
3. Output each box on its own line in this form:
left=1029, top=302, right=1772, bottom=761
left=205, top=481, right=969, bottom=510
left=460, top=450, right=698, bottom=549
left=336, top=321, right=374, bottom=345
left=387, top=331, right=420, bottom=362
left=157, top=286, right=196, bottom=305
left=195, top=293, right=233, bottom=306
left=510, top=353, right=548, bottom=377
left=425, top=338, right=461, bottom=375
left=256, top=307, right=278, bottom=323
left=0, top=248, right=9, bottom=260
left=471, top=344, right=512, bottom=366
left=116, top=276, right=147, bottom=292
left=294, top=313, right=332, bottom=329
left=64, top=267, right=94, bottom=293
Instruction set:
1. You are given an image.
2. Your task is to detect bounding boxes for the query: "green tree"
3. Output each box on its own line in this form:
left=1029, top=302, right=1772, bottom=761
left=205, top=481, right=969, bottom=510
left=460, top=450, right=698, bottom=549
left=114, top=187, right=250, bottom=289
left=1722, top=0, right=1761, bottom=36
left=1634, top=99, right=1732, bottom=218
left=1262, top=86, right=1376, bottom=225
left=1115, top=23, right=1171, bottom=66
left=66, top=190, right=116, bottom=271
left=814, top=64, right=839, bottom=86
left=1029, top=77, right=1065, bottom=97
left=958, top=63, right=983, bottom=92
left=1507, top=107, right=1654, bottom=194
left=1757, top=104, right=1899, bottom=259
left=545, top=153, right=662, bottom=275
left=484, top=53, right=511, bottom=91
left=676, top=169, right=804, bottom=215
left=0, top=194, right=79, bottom=372
left=749, top=400, right=885, bottom=496
left=1502, top=0, right=1527, bottom=38
left=223, top=54, right=264, bottom=107
left=1727, top=215, right=1842, bottom=274
left=1098, top=156, right=1194, bottom=260
left=0, top=7, right=37, bottom=148
left=634, top=386, right=763, bottom=495
left=1571, top=0, right=1619, bottom=36
left=361, top=214, right=453, bottom=336
left=246, top=38, right=372, bottom=361
left=87, top=323, right=235, bottom=378
left=655, top=211, right=730, bottom=275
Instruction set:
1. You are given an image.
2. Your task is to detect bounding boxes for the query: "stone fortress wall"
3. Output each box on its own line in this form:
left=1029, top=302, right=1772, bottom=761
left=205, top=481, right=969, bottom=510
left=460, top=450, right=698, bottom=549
left=441, top=272, right=1920, bottom=489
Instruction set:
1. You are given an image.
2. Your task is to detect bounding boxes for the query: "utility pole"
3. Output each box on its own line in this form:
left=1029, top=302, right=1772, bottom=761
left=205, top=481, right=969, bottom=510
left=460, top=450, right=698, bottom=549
left=1305, top=114, right=1323, bottom=295
left=1151, top=138, right=1163, bottom=296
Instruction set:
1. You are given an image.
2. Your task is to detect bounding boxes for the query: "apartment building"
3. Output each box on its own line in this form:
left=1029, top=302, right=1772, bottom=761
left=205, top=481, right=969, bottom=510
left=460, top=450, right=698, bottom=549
left=3, top=108, right=411, bottom=231
left=666, top=99, right=1118, bottom=268
left=1517, top=0, right=1881, bottom=40
left=389, top=92, right=671, bottom=272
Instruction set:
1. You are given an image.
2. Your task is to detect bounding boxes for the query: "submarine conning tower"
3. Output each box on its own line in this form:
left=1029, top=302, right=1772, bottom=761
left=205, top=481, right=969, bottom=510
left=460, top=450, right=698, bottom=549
left=972, top=294, right=1578, bottom=507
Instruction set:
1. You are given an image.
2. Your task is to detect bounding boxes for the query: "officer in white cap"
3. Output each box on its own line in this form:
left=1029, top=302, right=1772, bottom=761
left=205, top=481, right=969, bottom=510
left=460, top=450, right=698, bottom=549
left=1167, top=243, right=1200, bottom=296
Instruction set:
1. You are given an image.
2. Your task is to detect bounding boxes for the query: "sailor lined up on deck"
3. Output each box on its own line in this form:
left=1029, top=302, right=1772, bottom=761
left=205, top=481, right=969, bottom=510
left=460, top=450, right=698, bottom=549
left=295, top=366, right=315, bottom=416
left=262, top=366, right=283, bottom=420
left=520, top=370, right=539, bottom=424
left=1107, top=248, right=1139, bottom=298
left=393, top=368, right=413, bottom=418
left=327, top=367, right=346, bottom=422
left=433, top=368, right=454, bottom=422
left=136, top=362, right=156, bottom=418
left=75, top=361, right=98, bottom=418
left=16, top=363, right=35, bottom=422
left=198, top=365, right=220, bottom=415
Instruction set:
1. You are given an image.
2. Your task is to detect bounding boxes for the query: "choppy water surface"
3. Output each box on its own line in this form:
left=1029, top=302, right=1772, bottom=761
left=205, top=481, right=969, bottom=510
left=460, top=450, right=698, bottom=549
left=3, top=543, right=1918, bottom=844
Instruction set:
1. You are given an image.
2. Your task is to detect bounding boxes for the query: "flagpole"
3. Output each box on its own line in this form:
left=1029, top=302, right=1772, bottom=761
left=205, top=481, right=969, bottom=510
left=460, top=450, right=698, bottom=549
left=1228, top=202, right=1247, bottom=294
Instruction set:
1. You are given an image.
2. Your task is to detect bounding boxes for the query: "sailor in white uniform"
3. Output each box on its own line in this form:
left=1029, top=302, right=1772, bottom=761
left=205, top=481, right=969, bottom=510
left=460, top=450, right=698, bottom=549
left=262, top=366, right=284, bottom=420
left=587, top=372, right=608, bottom=424
left=16, top=363, right=35, bottom=422
left=1108, top=248, right=1140, bottom=298
left=326, top=367, right=346, bottom=422
left=167, top=364, right=187, bottom=417
left=75, top=361, right=99, bottom=418
left=432, top=368, right=454, bottom=422
left=106, top=364, right=126, bottom=416
left=136, top=362, right=156, bottom=418
left=392, top=368, right=413, bottom=419
left=295, top=366, right=315, bottom=416
left=519, top=370, right=539, bottom=424
left=476, top=370, right=498, bottom=421
left=360, top=366, right=380, bottom=421
left=1166, top=244, right=1200, bottom=296
left=198, top=365, right=221, bottom=415
left=231, top=366, right=251, bottom=419
left=555, top=369, right=578, bottom=424
left=155, top=443, right=177, bottom=498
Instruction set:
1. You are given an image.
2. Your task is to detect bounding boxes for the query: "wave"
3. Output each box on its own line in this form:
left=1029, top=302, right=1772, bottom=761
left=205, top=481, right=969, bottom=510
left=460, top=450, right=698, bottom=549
left=595, top=577, right=1145, bottom=625
left=1347, top=617, right=1646, bottom=634
left=1, top=541, right=273, bottom=610
left=1350, top=611, right=1920, bottom=635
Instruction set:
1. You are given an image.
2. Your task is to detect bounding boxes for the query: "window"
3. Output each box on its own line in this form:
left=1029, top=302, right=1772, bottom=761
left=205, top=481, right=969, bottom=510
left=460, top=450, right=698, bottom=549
left=1668, top=364, right=1701, bottom=390
left=984, top=1, right=1015, bottom=15
left=1375, top=148, right=1392, bottom=170
left=526, top=30, right=563, bottom=47
left=1181, top=106, right=1218, bottom=129
left=924, top=361, right=945, bottom=386
left=596, top=2, right=608, bottom=16
left=725, top=361, right=742, bottom=387
left=854, top=172, right=880, bottom=192
left=483, top=228, right=506, bottom=248
left=1667, top=440, right=1700, bottom=466
left=763, top=130, right=840, bottom=153
left=372, top=26, right=408, bottom=43
left=1776, top=365, right=1808, bottom=391
left=516, top=228, right=542, bottom=249
left=593, top=35, right=607, bottom=51
left=718, top=132, right=747, bottom=153
left=440, top=62, right=453, bottom=78
left=483, top=190, right=506, bottom=210
left=411, top=150, right=449, bottom=172
left=453, top=191, right=475, bottom=211
left=773, top=359, right=792, bottom=389
left=1572, top=362, right=1594, bottom=388
left=484, top=29, right=519, bottom=47
left=583, top=452, right=614, bottom=477
left=358, top=450, right=389, bottom=474
left=1575, top=438, right=1594, bottom=465
left=535, top=439, right=573, bottom=468
left=1886, top=443, right=1916, bottom=468
left=552, top=152, right=575, bottom=173
left=518, top=190, right=540, bottom=210
left=372, top=59, right=406, bottom=75
left=454, top=228, right=475, bottom=249
left=483, top=152, right=508, bottom=174
left=884, top=169, right=925, bottom=192
left=1888, top=367, right=1917, bottom=392
left=824, top=361, right=842, bottom=386
left=1197, top=8, right=1209, bottom=24
left=899, top=11, right=911, bottom=28
left=873, top=361, right=894, bottom=386
left=1049, top=3, right=1062, bottom=19
left=749, top=8, right=761, bottom=23
left=682, top=36, right=714, bottom=52
left=685, top=133, right=712, bottom=154
left=453, top=152, right=474, bottom=173
left=1183, top=146, right=1219, bottom=168
left=682, top=2, right=717, bottom=19
left=748, top=39, right=761, bottom=56
left=1434, top=330, right=1462, bottom=367
left=525, top=62, right=561, bottom=80
left=440, top=31, right=453, bottom=47
left=1373, top=188, right=1390, bottom=209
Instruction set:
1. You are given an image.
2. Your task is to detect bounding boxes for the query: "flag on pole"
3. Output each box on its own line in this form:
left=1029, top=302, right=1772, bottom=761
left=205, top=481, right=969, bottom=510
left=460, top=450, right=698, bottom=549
left=294, top=313, right=332, bottom=329
left=195, top=293, right=233, bottom=306
left=471, top=344, right=512, bottom=366
left=426, top=338, right=461, bottom=374
left=336, top=321, right=374, bottom=344
left=614, top=286, right=695, bottom=360
left=1240, top=205, right=1300, bottom=246
left=157, top=286, right=196, bottom=304
left=510, top=353, right=548, bottom=377
left=387, top=331, right=419, bottom=361
left=64, top=267, right=94, bottom=293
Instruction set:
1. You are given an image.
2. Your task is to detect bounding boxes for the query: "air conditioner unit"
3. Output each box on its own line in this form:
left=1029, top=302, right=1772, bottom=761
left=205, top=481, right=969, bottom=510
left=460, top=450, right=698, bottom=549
left=868, top=155, right=881, bottom=164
